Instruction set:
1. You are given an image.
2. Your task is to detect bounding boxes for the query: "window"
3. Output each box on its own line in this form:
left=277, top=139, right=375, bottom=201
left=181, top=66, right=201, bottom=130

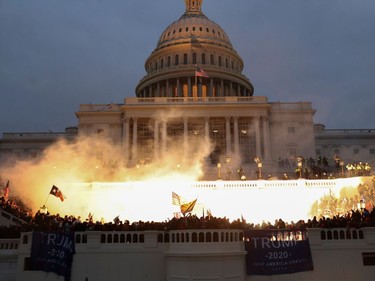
left=370, top=148, right=375, bottom=154
left=201, top=53, right=206, bottom=64
left=183, top=53, right=188, bottom=64
left=167, top=56, right=171, bottom=67
left=354, top=148, right=359, bottom=154
left=97, top=129, right=104, bottom=136
left=218, top=56, right=222, bottom=67
left=363, top=253, right=375, bottom=266
left=192, top=53, right=197, bottom=64
left=160, top=58, right=164, bottom=69
left=210, top=54, right=214, bottom=65
left=175, top=54, right=179, bottom=65
left=288, top=127, right=295, bottom=134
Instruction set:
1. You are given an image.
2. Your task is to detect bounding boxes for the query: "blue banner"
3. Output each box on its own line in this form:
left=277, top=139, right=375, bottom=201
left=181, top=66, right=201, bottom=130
left=30, top=231, right=75, bottom=281
left=244, top=229, right=313, bottom=275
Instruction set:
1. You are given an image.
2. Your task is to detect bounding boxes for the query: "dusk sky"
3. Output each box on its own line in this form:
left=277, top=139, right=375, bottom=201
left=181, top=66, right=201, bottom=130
left=1, top=0, right=375, bottom=134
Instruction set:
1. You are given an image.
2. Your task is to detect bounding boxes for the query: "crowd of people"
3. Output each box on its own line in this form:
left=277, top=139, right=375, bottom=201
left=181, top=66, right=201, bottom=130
left=1, top=155, right=374, bottom=239
left=1, top=175, right=375, bottom=239
left=275, top=155, right=372, bottom=180
left=1, top=204, right=375, bottom=240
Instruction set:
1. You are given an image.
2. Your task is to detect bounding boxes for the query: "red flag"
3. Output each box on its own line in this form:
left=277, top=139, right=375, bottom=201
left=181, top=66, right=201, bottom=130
left=3, top=180, right=9, bottom=199
left=49, top=185, right=65, bottom=202
left=195, top=67, right=209, bottom=78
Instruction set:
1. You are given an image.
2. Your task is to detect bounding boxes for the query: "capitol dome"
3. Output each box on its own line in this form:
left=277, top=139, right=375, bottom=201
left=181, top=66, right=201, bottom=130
left=135, top=0, right=254, bottom=98
left=156, top=2, right=233, bottom=52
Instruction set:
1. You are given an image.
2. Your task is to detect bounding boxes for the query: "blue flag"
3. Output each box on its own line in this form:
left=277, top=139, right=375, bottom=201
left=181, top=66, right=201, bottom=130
left=244, top=229, right=313, bottom=275
left=30, top=231, right=75, bottom=281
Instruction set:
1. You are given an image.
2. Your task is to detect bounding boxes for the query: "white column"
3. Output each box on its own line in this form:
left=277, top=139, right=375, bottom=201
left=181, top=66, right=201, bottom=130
left=177, top=78, right=180, bottom=97
left=210, top=78, right=214, bottom=97
left=254, top=116, right=261, bottom=157
left=233, top=116, right=239, bottom=156
left=205, top=116, right=210, bottom=142
left=225, top=117, right=231, bottom=156
left=132, top=118, right=138, bottom=163
left=188, top=77, right=192, bottom=97
left=184, top=117, right=188, bottom=160
left=262, top=116, right=272, bottom=160
left=162, top=120, right=167, bottom=157
left=122, top=117, right=130, bottom=164
left=154, top=119, right=159, bottom=160
left=166, top=79, right=170, bottom=97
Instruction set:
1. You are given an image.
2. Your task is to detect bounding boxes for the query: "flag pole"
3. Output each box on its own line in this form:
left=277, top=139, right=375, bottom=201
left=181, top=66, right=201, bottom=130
left=43, top=193, right=50, bottom=206
left=195, top=72, right=197, bottom=95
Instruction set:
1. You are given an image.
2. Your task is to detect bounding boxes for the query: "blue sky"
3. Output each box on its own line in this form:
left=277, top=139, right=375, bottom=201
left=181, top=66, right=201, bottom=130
left=1, top=0, right=375, bottom=133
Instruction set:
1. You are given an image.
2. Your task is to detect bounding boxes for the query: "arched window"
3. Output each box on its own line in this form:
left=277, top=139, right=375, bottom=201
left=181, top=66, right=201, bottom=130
left=175, top=55, right=179, bottom=65
left=210, top=54, right=214, bottom=65
left=100, top=234, right=106, bottom=243
left=167, top=56, right=171, bottom=67
left=133, top=234, right=138, bottom=243
left=160, top=58, right=164, bottom=69
left=201, top=53, right=206, bottom=64
left=75, top=235, right=81, bottom=244
left=107, top=234, right=112, bottom=243
left=218, top=56, right=222, bottom=67
left=192, top=232, right=198, bottom=242
left=206, top=232, right=212, bottom=242
left=164, top=233, right=170, bottom=243
left=184, top=53, right=188, bottom=64
left=192, top=53, right=197, bottom=64
left=199, top=232, right=205, bottom=242
left=213, top=232, right=219, bottom=242
left=225, top=58, right=229, bottom=68
left=114, top=234, right=119, bottom=243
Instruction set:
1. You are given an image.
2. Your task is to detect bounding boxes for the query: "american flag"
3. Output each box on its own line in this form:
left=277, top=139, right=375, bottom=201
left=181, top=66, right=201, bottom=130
left=195, top=67, right=209, bottom=78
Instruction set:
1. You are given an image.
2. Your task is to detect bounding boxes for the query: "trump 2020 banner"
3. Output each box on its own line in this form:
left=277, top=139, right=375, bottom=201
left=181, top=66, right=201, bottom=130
left=30, top=231, right=75, bottom=281
left=244, top=229, right=313, bottom=275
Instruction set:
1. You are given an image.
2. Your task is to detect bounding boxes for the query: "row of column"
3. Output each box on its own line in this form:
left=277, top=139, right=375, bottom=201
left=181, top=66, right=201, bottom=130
left=122, top=116, right=271, bottom=164
left=139, top=77, right=249, bottom=98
